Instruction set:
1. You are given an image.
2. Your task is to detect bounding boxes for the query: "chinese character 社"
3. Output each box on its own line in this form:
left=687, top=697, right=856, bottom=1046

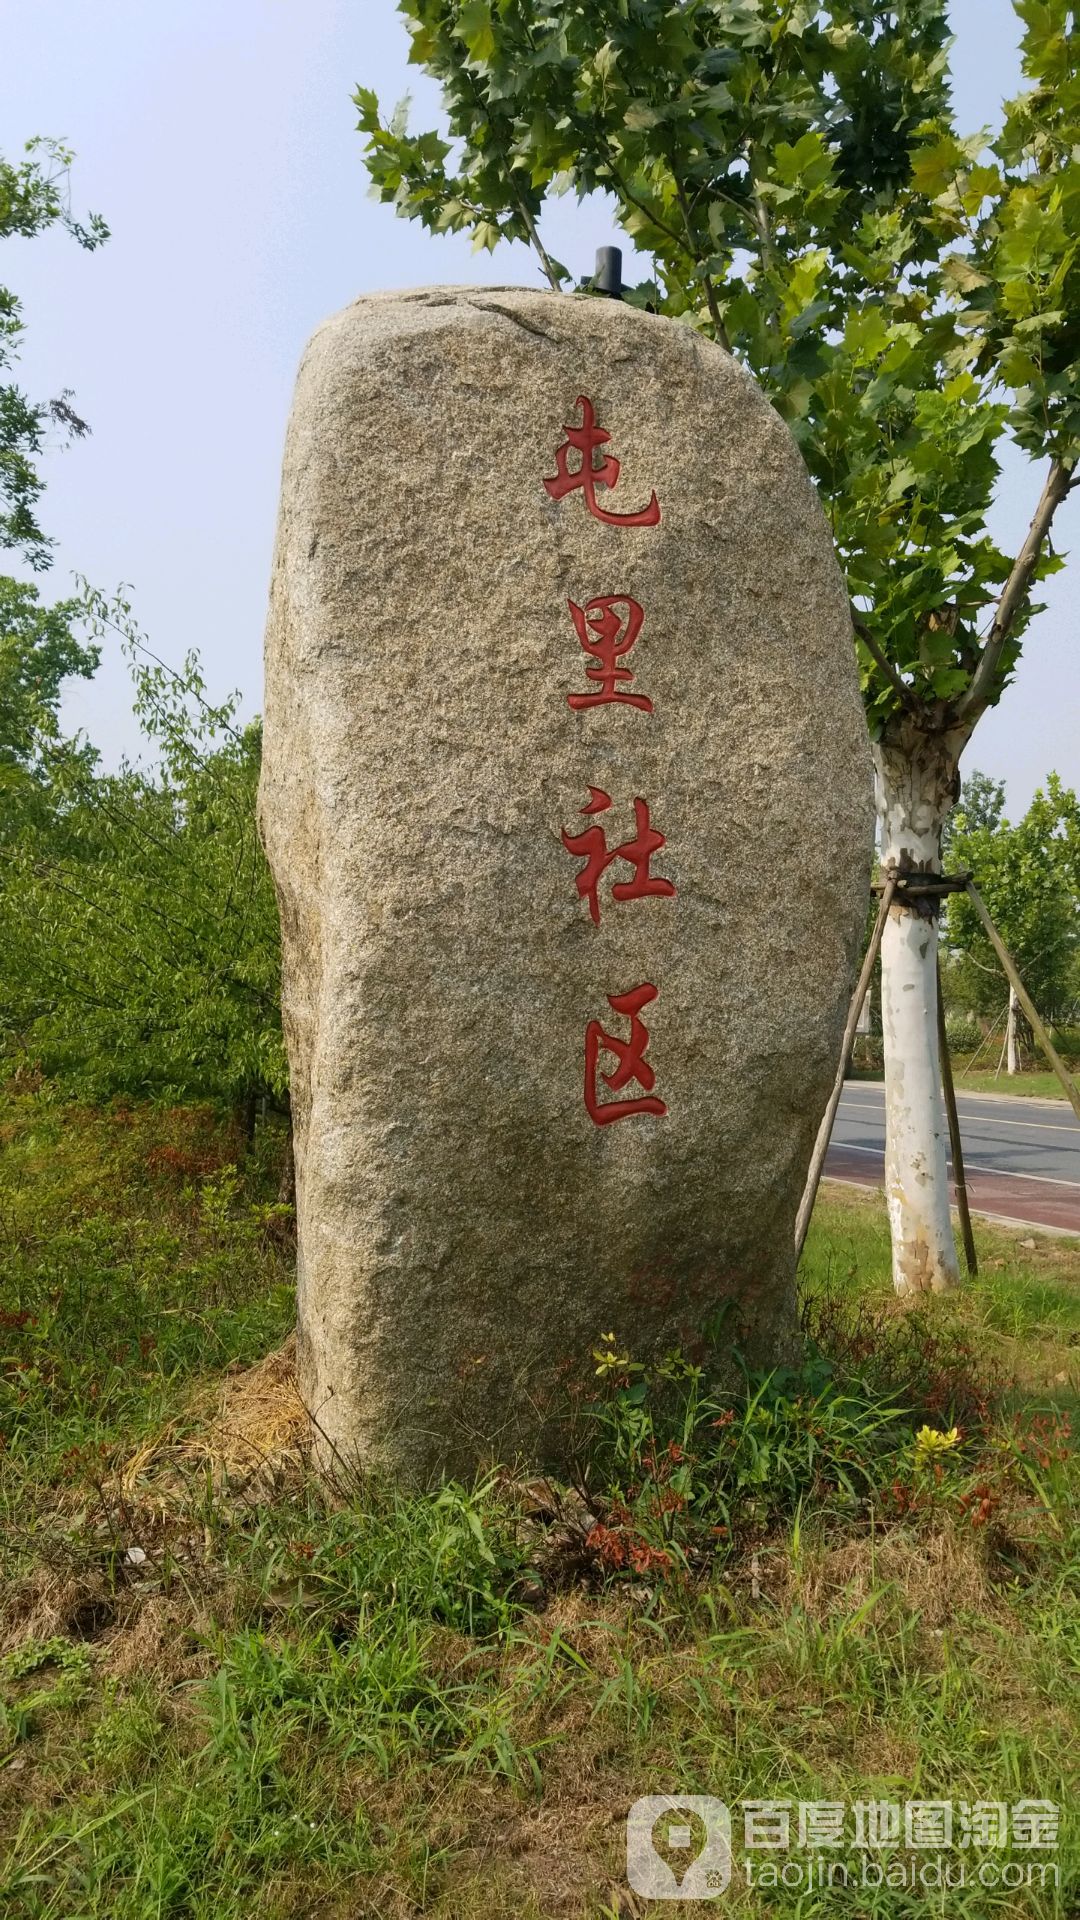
left=562, top=789, right=675, bottom=926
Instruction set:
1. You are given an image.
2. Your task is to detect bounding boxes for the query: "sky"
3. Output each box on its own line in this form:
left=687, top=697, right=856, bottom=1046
left=2, top=0, right=1075, bottom=814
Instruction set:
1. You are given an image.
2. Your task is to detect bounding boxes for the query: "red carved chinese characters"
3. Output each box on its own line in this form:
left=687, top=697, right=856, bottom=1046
left=562, top=790, right=675, bottom=927
left=585, top=984, right=668, bottom=1125
left=544, top=396, right=661, bottom=527
left=543, top=389, right=670, bottom=1124
left=566, top=595, right=652, bottom=713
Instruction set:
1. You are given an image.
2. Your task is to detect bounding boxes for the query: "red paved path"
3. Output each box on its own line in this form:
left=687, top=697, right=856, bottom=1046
left=825, top=1144, right=1080, bottom=1235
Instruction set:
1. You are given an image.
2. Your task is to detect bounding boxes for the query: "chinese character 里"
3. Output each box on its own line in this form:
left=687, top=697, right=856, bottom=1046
left=585, top=983, right=667, bottom=1126
left=566, top=595, right=653, bottom=713
left=544, top=396, right=661, bottom=527
left=562, top=789, right=675, bottom=927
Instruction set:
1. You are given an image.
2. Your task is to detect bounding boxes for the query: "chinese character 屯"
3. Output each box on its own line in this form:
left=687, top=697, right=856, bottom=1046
left=585, top=983, right=667, bottom=1126
left=566, top=595, right=653, bottom=713
left=544, top=396, right=661, bottom=527
left=562, top=789, right=675, bottom=927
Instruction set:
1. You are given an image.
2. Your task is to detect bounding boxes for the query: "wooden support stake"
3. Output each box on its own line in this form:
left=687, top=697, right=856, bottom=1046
left=795, top=871, right=898, bottom=1262
left=937, top=953, right=978, bottom=1277
left=965, top=882, right=1080, bottom=1127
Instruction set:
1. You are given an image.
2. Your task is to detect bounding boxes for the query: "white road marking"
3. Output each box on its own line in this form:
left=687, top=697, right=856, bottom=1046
left=836, top=1098, right=1077, bottom=1138
left=829, top=1140, right=1080, bottom=1191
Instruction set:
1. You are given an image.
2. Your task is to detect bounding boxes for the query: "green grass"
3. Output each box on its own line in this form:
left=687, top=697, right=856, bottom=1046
left=1, top=1093, right=1078, bottom=1917
left=952, top=1066, right=1078, bottom=1103
left=850, top=1064, right=1078, bottom=1102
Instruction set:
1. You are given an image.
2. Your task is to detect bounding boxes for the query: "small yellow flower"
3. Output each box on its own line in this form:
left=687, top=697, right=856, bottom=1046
left=914, top=1424, right=961, bottom=1462
left=592, top=1332, right=631, bottom=1375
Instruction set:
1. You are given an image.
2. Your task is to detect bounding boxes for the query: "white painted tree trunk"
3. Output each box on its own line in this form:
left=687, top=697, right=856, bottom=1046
left=873, top=725, right=967, bottom=1297
left=1007, top=985, right=1020, bottom=1075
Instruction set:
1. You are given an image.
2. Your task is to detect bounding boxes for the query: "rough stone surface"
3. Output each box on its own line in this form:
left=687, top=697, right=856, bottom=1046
left=258, top=286, right=874, bottom=1483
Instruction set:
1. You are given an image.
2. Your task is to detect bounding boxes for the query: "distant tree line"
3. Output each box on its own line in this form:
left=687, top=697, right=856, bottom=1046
left=1, top=591, right=285, bottom=1116
left=941, top=769, right=1080, bottom=1051
left=0, top=141, right=284, bottom=1135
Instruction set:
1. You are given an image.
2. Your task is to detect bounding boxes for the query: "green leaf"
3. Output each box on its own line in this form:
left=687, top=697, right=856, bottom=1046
left=471, top=220, right=502, bottom=253
left=457, top=0, right=496, bottom=65
left=843, top=306, right=892, bottom=365
left=773, top=131, right=835, bottom=192
left=353, top=86, right=381, bottom=134
left=624, top=101, right=663, bottom=131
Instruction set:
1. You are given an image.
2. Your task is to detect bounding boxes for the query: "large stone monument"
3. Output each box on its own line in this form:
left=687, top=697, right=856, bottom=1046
left=259, top=287, right=873, bottom=1483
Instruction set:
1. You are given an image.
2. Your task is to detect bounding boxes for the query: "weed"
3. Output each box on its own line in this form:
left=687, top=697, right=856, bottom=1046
left=0, top=1099, right=1077, bottom=1917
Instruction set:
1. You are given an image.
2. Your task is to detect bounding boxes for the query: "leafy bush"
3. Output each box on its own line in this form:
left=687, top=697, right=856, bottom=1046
left=1, top=596, right=284, bottom=1110
left=581, top=1348, right=912, bottom=1580
left=943, top=1013, right=984, bottom=1055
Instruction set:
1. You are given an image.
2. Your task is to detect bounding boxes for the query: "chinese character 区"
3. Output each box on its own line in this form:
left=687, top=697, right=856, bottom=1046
left=566, top=595, right=652, bottom=713
left=585, top=984, right=667, bottom=1126
left=562, top=789, right=675, bottom=926
left=544, top=396, right=661, bottom=527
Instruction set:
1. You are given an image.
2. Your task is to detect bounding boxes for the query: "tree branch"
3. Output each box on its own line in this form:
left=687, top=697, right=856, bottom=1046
left=751, top=171, right=782, bottom=349
left=955, top=457, right=1076, bottom=723
left=601, top=160, right=689, bottom=254
left=672, top=174, right=730, bottom=351
left=702, top=275, right=731, bottom=353
left=511, top=191, right=564, bottom=294
left=462, top=71, right=563, bottom=293
left=852, top=616, right=920, bottom=713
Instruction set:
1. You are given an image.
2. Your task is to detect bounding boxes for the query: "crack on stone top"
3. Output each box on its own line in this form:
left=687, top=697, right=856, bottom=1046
left=464, top=297, right=560, bottom=345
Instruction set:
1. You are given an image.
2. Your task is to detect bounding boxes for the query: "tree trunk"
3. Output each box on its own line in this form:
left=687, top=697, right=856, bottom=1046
left=1006, top=985, right=1020, bottom=1075
left=277, top=1114, right=296, bottom=1208
left=873, top=720, right=968, bottom=1298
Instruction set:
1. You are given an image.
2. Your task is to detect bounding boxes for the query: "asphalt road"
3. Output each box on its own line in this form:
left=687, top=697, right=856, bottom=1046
left=827, top=1080, right=1080, bottom=1234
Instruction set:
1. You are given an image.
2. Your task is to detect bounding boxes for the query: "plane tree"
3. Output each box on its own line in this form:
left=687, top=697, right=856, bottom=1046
left=355, top=0, right=1079, bottom=1292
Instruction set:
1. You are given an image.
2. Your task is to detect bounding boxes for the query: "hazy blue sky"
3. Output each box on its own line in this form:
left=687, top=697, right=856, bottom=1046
left=2, top=0, right=1075, bottom=811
